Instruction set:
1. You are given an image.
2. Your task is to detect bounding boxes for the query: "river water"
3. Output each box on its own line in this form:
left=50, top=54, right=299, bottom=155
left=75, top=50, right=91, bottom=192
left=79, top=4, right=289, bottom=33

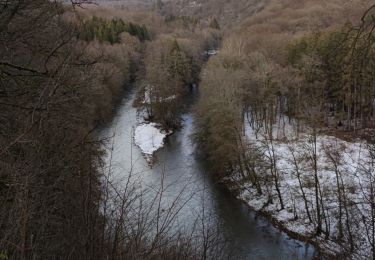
left=101, top=88, right=316, bottom=259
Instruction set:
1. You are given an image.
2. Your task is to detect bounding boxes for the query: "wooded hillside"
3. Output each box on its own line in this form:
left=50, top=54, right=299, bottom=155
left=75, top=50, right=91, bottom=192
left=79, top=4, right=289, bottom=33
left=194, top=0, right=375, bottom=258
left=2, top=0, right=375, bottom=259
left=0, top=1, right=223, bottom=259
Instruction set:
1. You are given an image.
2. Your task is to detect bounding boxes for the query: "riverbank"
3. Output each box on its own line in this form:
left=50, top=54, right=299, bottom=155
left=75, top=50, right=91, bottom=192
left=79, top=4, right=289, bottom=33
left=230, top=188, right=342, bottom=259
left=220, top=116, right=375, bottom=259
left=242, top=199, right=340, bottom=259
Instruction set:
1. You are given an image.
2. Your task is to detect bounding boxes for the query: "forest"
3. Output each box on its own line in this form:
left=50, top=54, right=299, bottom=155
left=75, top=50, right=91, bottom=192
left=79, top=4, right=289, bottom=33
left=195, top=1, right=375, bottom=258
left=0, top=0, right=374, bottom=259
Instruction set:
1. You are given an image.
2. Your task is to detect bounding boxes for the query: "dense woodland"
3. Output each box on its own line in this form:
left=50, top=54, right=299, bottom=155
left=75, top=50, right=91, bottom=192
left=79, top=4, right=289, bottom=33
left=1, top=0, right=375, bottom=259
left=80, top=16, right=150, bottom=43
left=194, top=0, right=375, bottom=258
left=0, top=0, right=222, bottom=259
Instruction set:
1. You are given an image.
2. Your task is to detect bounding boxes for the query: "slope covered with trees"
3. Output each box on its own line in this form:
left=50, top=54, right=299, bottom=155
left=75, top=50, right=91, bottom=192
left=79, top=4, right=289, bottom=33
left=132, top=12, right=221, bottom=129
left=0, top=1, right=223, bottom=259
left=194, top=0, right=375, bottom=258
left=2, top=0, right=375, bottom=259
left=80, top=16, right=150, bottom=43
left=162, top=0, right=268, bottom=28
left=0, top=0, right=144, bottom=258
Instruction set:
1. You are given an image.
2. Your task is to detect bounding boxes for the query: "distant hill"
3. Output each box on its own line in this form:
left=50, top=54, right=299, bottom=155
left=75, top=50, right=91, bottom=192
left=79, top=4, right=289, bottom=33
left=161, top=0, right=270, bottom=28
left=63, top=0, right=269, bottom=28
left=62, top=0, right=154, bottom=9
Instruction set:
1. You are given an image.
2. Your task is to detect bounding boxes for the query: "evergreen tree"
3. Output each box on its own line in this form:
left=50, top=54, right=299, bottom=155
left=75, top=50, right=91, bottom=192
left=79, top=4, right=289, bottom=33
left=80, top=17, right=150, bottom=44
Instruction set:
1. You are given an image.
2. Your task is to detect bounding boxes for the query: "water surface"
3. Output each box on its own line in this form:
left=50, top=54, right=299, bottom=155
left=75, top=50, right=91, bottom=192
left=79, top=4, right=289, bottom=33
left=101, top=88, right=315, bottom=259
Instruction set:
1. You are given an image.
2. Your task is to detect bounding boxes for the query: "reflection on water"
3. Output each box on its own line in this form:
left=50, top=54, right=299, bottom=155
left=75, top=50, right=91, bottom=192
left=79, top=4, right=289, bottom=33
left=101, top=89, right=316, bottom=259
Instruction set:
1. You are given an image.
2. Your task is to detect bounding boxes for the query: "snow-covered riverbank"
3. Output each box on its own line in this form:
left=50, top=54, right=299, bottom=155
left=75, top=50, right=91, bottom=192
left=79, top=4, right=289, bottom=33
left=228, top=114, right=375, bottom=259
left=134, top=123, right=171, bottom=163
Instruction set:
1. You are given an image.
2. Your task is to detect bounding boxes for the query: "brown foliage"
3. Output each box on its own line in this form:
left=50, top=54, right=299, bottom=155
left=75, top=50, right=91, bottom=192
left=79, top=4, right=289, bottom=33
left=0, top=1, right=134, bottom=258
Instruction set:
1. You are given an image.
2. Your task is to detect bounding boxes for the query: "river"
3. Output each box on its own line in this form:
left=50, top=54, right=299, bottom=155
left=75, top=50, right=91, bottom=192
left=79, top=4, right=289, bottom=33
left=101, top=87, right=316, bottom=259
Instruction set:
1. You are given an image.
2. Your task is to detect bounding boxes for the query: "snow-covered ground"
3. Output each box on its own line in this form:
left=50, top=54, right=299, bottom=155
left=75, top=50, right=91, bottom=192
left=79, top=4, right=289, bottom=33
left=134, top=123, right=166, bottom=155
left=204, top=49, right=219, bottom=56
left=142, top=85, right=177, bottom=105
left=230, top=112, right=375, bottom=259
left=134, top=123, right=170, bottom=163
left=134, top=86, right=176, bottom=163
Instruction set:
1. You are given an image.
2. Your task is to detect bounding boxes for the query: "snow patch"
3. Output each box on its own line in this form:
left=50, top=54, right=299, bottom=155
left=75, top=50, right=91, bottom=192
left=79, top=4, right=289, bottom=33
left=134, top=123, right=168, bottom=158
left=204, top=49, right=219, bottom=56
left=231, top=110, right=375, bottom=258
left=142, top=85, right=177, bottom=104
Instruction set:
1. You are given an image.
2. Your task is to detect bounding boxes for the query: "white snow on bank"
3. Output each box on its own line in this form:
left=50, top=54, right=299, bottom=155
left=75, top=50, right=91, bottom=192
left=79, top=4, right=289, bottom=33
left=135, top=86, right=177, bottom=164
left=232, top=112, right=375, bottom=259
left=142, top=85, right=177, bottom=104
left=134, top=123, right=167, bottom=156
left=204, top=49, right=219, bottom=56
